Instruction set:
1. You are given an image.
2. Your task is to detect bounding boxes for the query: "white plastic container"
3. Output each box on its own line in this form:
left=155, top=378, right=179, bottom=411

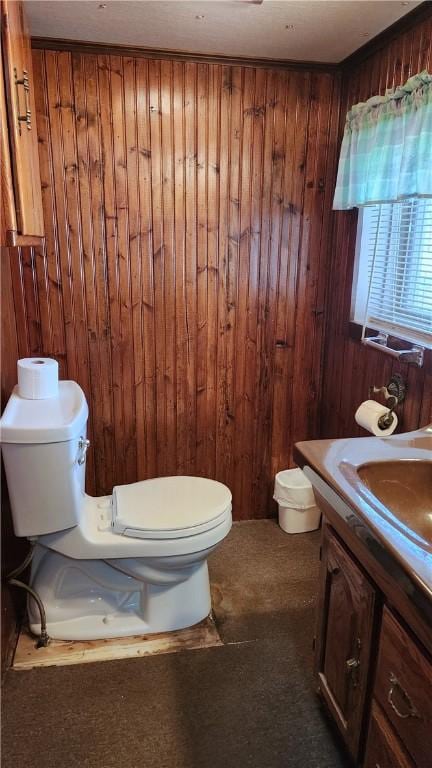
left=274, top=468, right=321, bottom=534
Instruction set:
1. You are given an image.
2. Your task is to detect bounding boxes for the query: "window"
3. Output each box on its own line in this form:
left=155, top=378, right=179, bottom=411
left=352, top=198, right=432, bottom=349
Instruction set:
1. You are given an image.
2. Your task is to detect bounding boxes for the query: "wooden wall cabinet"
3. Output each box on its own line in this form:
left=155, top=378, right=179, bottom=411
left=1, top=0, right=44, bottom=245
left=315, top=524, right=432, bottom=767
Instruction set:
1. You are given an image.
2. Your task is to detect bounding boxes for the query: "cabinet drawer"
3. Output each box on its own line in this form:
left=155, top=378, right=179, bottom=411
left=374, top=607, right=432, bottom=768
left=364, top=701, right=414, bottom=768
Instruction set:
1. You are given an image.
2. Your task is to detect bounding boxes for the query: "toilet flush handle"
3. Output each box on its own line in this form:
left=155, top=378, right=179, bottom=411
left=77, top=436, right=91, bottom=465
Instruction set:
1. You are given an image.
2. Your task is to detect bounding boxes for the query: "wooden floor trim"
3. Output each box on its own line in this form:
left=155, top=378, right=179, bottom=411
left=12, top=616, right=222, bottom=670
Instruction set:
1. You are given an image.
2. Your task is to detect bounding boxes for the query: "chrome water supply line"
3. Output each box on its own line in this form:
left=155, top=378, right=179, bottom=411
left=4, top=545, right=50, bottom=648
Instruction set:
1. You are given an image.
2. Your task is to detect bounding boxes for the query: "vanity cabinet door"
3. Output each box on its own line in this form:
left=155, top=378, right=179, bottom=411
left=315, top=525, right=377, bottom=761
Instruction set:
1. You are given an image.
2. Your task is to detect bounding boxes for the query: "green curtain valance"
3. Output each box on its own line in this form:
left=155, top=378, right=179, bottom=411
left=333, top=71, right=432, bottom=210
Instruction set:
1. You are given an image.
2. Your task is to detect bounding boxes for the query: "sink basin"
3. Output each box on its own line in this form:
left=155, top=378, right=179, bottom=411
left=357, top=460, right=432, bottom=547
left=295, top=427, right=432, bottom=594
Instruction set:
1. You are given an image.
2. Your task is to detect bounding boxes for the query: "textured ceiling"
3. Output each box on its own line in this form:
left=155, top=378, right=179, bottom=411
left=25, top=1, right=420, bottom=63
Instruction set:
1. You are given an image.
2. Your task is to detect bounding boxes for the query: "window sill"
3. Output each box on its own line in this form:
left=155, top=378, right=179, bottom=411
left=348, top=322, right=432, bottom=371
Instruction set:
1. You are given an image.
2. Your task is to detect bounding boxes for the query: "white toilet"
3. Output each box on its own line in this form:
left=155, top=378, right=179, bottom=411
left=0, top=360, right=232, bottom=641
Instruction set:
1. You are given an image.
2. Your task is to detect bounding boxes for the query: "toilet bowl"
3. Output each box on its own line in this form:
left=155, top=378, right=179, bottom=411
left=0, top=372, right=232, bottom=641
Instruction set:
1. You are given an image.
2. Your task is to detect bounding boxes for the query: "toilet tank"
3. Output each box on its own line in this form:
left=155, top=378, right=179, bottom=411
left=0, top=381, right=89, bottom=537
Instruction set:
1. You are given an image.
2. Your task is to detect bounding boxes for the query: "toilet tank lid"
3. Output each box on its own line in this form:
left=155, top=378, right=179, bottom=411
left=0, top=381, right=88, bottom=444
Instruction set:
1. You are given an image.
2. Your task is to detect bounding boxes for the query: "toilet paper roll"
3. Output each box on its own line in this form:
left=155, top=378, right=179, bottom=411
left=355, top=399, right=398, bottom=437
left=17, top=357, right=59, bottom=399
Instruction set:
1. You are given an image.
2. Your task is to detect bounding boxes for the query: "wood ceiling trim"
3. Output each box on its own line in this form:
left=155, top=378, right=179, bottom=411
left=30, top=36, right=339, bottom=72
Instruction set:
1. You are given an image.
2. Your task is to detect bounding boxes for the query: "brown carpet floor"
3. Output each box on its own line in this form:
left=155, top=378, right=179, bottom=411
left=2, top=520, right=349, bottom=768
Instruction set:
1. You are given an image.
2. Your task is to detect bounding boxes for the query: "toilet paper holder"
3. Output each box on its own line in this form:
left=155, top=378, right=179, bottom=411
left=369, top=374, right=406, bottom=430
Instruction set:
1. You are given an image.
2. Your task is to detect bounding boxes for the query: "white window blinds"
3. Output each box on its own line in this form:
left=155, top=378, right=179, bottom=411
left=354, top=198, right=432, bottom=349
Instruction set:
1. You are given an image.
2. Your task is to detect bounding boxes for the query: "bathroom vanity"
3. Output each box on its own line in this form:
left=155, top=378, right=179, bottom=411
left=294, top=429, right=432, bottom=768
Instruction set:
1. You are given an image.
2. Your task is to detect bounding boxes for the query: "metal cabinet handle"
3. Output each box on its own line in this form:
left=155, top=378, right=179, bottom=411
left=77, top=437, right=90, bottom=465
left=14, top=68, right=32, bottom=133
left=346, top=656, right=361, bottom=688
left=387, top=672, right=420, bottom=719
left=346, top=638, right=361, bottom=688
left=346, top=658, right=360, bottom=670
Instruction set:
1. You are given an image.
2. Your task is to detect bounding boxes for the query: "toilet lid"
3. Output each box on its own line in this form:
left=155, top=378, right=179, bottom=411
left=112, top=476, right=232, bottom=539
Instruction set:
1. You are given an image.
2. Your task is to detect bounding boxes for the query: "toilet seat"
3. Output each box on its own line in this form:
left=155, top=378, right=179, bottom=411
left=112, top=476, right=232, bottom=540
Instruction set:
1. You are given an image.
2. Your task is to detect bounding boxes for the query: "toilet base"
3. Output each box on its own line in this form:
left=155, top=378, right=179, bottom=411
left=28, top=546, right=212, bottom=641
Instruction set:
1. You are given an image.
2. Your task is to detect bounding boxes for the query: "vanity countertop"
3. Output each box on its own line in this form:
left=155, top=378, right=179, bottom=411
left=294, top=427, right=432, bottom=603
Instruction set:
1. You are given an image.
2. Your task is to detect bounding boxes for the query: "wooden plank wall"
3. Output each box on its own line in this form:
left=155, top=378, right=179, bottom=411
left=2, top=50, right=340, bottom=519
left=321, top=14, right=432, bottom=439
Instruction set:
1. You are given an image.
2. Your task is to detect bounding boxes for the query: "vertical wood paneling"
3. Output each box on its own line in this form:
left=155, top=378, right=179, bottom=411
left=205, top=64, right=221, bottom=480
left=183, top=62, right=197, bottom=476
left=3, top=19, right=430, bottom=672
left=136, top=58, right=157, bottom=481
left=3, top=49, right=339, bottom=519
left=196, top=62, right=209, bottom=476
left=321, top=15, right=432, bottom=440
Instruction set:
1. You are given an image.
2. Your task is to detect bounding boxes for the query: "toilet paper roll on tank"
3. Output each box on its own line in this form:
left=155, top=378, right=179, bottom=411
left=17, top=358, right=59, bottom=400
left=355, top=399, right=398, bottom=437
